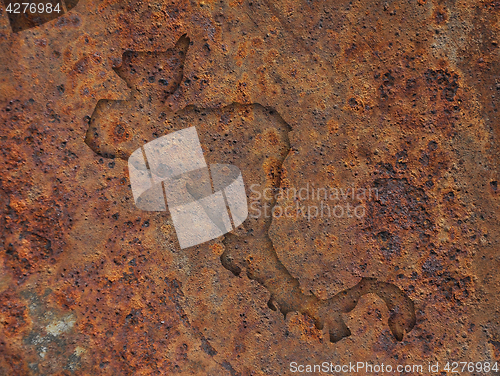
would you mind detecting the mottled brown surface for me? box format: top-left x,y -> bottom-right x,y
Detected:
1,0 -> 499,375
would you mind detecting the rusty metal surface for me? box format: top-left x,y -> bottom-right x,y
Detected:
0,0 -> 500,375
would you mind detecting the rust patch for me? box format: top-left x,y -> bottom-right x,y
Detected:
86,35 -> 416,344
1,0 -> 499,373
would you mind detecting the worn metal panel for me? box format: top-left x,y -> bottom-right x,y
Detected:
1,0 -> 499,374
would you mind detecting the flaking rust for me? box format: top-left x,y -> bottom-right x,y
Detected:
0,0 -> 499,374
86,35 -> 416,344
